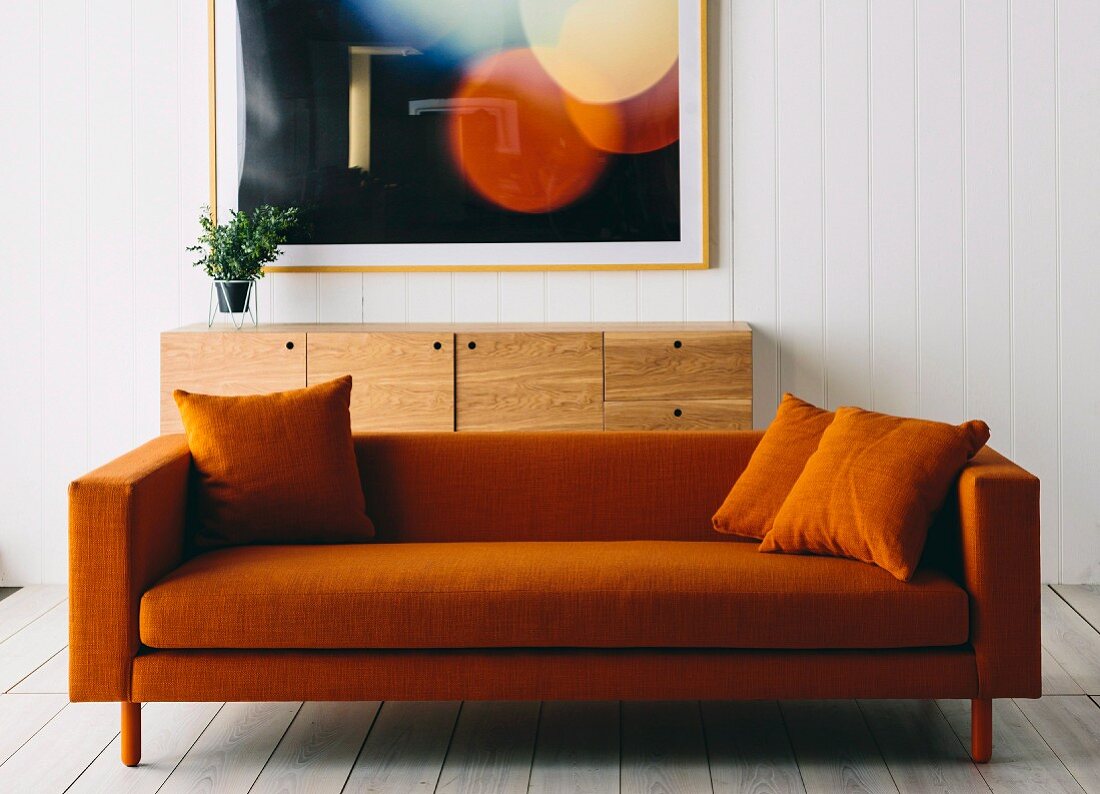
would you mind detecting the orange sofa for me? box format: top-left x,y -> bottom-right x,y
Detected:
69,431 -> 1040,766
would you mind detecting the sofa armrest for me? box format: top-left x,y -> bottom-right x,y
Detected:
68,435 -> 191,701
956,447 -> 1041,698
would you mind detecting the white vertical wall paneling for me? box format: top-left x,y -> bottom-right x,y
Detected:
962,0 -> 1012,448
545,273 -> 593,322
869,0 -> 919,417
318,273 -> 364,322
592,273 -> 639,322
270,274 -> 319,323
732,0 -> 779,428
915,0 -> 966,425
178,0 -> 214,327
1010,0 -> 1060,583
686,0 -> 734,323
87,0 -> 137,465
133,0 -> 181,442
40,3 -> 90,584
1057,0 -> 1100,583
776,0 -> 825,405
498,273 -> 545,322
452,273 -> 500,322
2,0 -> 1099,583
822,0 -> 871,410
0,2 -> 43,584
362,273 -> 408,322
638,271 -> 687,321
406,273 -> 454,322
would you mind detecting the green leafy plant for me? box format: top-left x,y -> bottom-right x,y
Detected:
188,204 -> 301,281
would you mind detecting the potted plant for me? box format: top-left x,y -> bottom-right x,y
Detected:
189,204 -> 301,315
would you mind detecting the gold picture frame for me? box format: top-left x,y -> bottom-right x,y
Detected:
207,0 -> 710,272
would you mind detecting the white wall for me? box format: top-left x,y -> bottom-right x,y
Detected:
0,0 -> 1096,584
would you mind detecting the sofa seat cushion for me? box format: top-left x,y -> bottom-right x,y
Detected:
139,541 -> 968,650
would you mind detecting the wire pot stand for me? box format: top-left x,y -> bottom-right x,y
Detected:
208,280 -> 258,329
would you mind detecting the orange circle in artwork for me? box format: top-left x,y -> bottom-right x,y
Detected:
564,61 -> 680,155
449,48 -> 607,214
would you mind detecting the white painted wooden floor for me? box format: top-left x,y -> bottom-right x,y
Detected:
0,585 -> 1098,793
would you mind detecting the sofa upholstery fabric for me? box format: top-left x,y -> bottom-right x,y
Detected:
140,540 -> 968,650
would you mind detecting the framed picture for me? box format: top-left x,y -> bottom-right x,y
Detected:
209,0 -> 708,271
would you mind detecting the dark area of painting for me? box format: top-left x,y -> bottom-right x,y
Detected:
235,0 -> 680,245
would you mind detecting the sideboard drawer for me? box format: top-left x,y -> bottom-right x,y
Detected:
604,399 -> 752,431
604,331 -> 752,401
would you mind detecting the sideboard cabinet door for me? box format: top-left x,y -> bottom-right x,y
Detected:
160,332 -> 306,433
308,333 -> 455,431
455,333 -> 603,431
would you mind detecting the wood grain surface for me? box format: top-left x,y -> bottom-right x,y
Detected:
528,701 -> 619,794
344,701 -> 460,794
620,701 -> 712,794
160,332 -> 306,433
308,332 -> 454,431
604,330 -> 752,401
604,399 -> 752,430
455,333 -> 603,431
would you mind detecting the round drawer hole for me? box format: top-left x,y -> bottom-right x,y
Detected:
285,341 -> 295,350
468,341 -> 477,350
673,408 -> 683,417
673,340 -> 683,349
433,341 -> 442,350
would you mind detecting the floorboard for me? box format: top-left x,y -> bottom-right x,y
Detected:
249,701 -> 380,794
158,701 -> 302,794
701,700 -> 805,794
1054,585 -> 1100,633
858,699 -> 988,793
435,701 -> 541,794
68,701 -> 222,794
0,586 -> 66,644
10,646 -> 67,694
0,601 -> 68,692
1041,587 -> 1100,694
0,701 -> 119,792
938,698 -> 1084,793
1043,648 -> 1086,695
780,701 -> 899,794
1015,695 -> 1100,793
528,701 -> 619,794
620,701 -> 713,794
0,693 -> 68,766
343,700 -> 460,794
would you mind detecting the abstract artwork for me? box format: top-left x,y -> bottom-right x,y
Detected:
210,0 -> 707,270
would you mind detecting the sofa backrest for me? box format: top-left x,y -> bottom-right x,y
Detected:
355,431 -> 762,543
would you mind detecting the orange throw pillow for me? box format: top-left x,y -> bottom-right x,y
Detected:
761,406 -> 990,581
174,375 -> 374,549
712,394 -> 835,539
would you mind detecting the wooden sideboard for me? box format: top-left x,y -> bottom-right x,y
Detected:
161,322 -> 752,434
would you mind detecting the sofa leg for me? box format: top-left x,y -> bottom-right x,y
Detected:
971,698 -> 992,763
121,702 -> 141,767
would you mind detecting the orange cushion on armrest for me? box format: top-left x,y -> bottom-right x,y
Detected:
712,394 -> 834,539
761,406 -> 990,581
173,375 -> 374,549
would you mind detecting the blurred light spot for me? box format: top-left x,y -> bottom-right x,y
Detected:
520,0 -> 678,104
564,61 -> 679,154
449,48 -> 607,214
